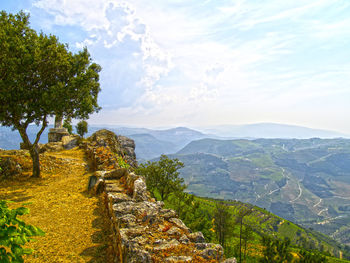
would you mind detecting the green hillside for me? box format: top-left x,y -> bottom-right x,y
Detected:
164,193 -> 350,262
170,138 -> 350,246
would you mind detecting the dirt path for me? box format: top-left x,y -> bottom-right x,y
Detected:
0,148 -> 112,263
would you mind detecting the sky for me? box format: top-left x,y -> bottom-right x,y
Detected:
2,0 -> 350,133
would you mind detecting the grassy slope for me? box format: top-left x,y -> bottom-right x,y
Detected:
193,196 -> 350,262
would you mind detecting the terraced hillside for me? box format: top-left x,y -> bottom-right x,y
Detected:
171,138 -> 350,246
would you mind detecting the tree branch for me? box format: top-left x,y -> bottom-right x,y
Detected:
34,114 -> 47,145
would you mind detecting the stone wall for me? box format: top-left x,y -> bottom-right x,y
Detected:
83,130 -> 233,263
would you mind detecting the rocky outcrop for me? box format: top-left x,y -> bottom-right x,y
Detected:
84,130 -> 227,263
87,129 -> 137,168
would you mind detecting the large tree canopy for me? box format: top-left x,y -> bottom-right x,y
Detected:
0,11 -> 101,177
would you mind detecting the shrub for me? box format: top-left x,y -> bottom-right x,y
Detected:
0,200 -> 45,262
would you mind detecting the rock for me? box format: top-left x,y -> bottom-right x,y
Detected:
94,170 -> 106,178
133,177 -> 151,201
165,256 -> 193,262
108,193 -> 132,204
0,157 -> 22,177
179,234 -> 190,244
113,201 -> 161,218
160,209 -> 177,220
48,128 -> 69,142
119,226 -> 148,239
157,201 -> 165,208
41,142 -> 64,152
117,135 -> 136,163
195,243 -> 210,250
62,135 -> 79,149
126,172 -> 139,191
119,214 -> 137,227
222,258 -> 237,263
188,232 -> 205,243
123,246 -> 152,263
105,184 -> 124,193
89,129 -> 137,168
153,239 -> 180,251
166,226 -> 182,236
103,168 -> 127,180
169,218 -> 191,233
131,235 -> 148,246
199,244 -> 224,261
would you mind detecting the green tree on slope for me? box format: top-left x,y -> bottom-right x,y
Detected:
0,11 -> 101,177
76,120 -> 88,137
136,155 -> 185,201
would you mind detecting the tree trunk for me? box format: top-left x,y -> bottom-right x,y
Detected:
17,119 -> 47,178
239,219 -> 242,263
29,144 -> 40,178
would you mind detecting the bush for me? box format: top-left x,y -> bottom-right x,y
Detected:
76,120 -> 88,137
0,200 -> 45,262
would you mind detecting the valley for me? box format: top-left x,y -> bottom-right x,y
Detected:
169,138 -> 350,246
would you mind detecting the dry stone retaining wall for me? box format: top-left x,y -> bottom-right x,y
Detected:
83,130 -> 231,263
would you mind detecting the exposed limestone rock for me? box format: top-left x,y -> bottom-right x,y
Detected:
61,135 -> 79,149
88,129 -> 137,168
117,135 -> 136,161
166,226 -> 182,237
108,192 -> 132,203
179,234 -> 190,244
153,239 -> 180,251
222,258 -> 237,263
40,142 -> 64,152
0,156 -> 22,177
165,256 -> 193,262
133,177 -> 151,201
169,218 -> 191,234
103,168 -> 127,180
160,209 -> 177,220
188,232 -> 206,243
199,244 -> 224,261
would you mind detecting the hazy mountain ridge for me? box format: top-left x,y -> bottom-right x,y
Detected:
202,123 -> 350,139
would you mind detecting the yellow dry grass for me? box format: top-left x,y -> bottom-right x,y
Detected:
0,148 -> 113,263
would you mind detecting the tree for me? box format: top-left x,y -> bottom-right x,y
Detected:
0,11 -> 101,177
76,120 -> 88,137
298,249 -> 327,263
242,225 -> 254,261
214,202 -> 234,249
136,155 -> 185,201
260,236 -> 292,263
235,207 -> 253,263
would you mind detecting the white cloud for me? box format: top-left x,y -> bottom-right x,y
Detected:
31,0 -> 350,133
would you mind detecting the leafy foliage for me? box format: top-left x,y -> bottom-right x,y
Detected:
0,11 -> 101,177
0,200 -> 45,262
136,155 -> 185,201
116,155 -> 130,170
259,236 -> 293,263
63,118 -> 73,134
298,249 -> 328,263
213,202 -> 234,248
76,120 -> 88,138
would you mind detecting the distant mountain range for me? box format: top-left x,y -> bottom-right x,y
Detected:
1,123 -> 349,160
201,123 -> 349,139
